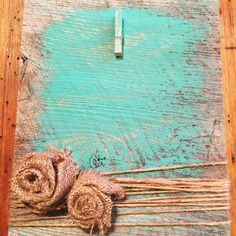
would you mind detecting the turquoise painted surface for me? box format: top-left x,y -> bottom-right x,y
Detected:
11,4 -> 228,236
34,8 -> 223,175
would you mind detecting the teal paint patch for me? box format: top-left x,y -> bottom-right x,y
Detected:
34,8 -> 223,176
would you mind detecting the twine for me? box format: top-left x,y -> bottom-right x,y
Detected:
11,149 -> 77,213
10,152 -> 229,235
67,169 -> 125,236
9,221 -> 230,227
10,206 -> 229,221
103,161 -> 226,175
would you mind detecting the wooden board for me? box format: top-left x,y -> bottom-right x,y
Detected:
0,1 -> 24,235
10,0 -> 230,235
16,1 -> 225,175
219,0 -> 236,235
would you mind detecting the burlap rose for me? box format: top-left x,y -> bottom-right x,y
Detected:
11,149 -> 77,212
67,169 -> 125,235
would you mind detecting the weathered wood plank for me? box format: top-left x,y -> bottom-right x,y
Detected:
9,225 -> 231,236
15,0 -> 225,166
0,0 -> 24,235
10,0 -> 229,235
219,0 -> 236,235
33,7 -> 225,175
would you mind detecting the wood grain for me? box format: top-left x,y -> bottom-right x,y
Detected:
219,0 -> 236,235
10,0 -> 229,235
15,0 -> 226,174
31,5 -> 225,176
0,0 -> 24,235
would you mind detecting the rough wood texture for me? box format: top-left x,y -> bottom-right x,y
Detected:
26,4 -> 225,175
10,0 -> 229,235
219,0 -> 236,235
0,0 -> 24,235
14,0 -> 226,172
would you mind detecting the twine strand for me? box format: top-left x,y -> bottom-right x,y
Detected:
10,152 -> 230,235
9,221 -> 230,227
103,161 -> 227,175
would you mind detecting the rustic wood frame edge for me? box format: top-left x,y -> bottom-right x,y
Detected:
219,0 -> 236,235
0,0 -> 24,235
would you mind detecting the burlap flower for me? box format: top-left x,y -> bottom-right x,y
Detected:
67,169 -> 125,235
11,149 -> 77,212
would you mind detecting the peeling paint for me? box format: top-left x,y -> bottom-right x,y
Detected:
33,8 -> 224,176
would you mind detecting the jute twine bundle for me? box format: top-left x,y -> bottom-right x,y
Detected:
67,169 -> 125,236
11,149 -> 77,213
10,152 -> 229,236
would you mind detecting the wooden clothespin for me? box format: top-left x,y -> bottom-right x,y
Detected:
115,9 -> 123,57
